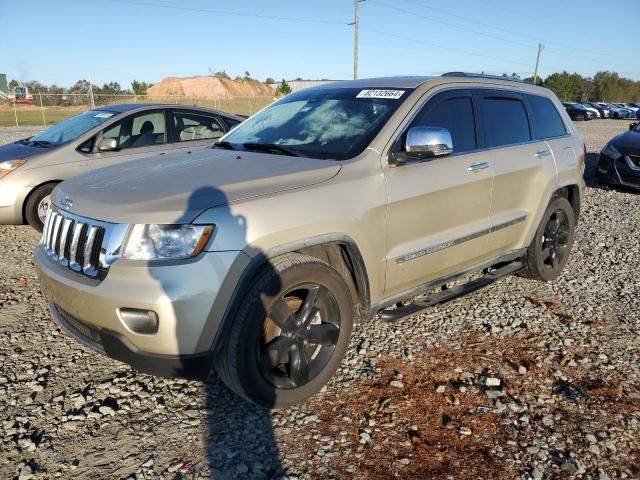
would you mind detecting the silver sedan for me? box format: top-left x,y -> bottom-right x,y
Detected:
0,104 -> 243,230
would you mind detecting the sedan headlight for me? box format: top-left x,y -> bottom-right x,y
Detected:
601,143 -> 622,160
122,224 -> 214,261
0,160 -> 26,179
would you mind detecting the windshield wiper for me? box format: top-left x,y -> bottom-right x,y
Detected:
212,141 -> 237,150
242,142 -> 306,158
30,140 -> 51,147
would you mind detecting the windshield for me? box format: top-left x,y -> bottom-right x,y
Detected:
221,87 -> 412,160
30,110 -> 118,145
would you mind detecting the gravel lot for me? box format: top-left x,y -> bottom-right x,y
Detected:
1,120 -> 638,480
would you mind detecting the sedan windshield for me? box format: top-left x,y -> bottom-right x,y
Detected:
29,110 -> 118,145
220,87 -> 412,160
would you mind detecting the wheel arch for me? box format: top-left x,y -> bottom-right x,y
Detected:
553,183 -> 581,220
210,234 -> 371,352
22,180 -> 62,223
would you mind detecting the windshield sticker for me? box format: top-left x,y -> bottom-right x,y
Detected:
356,89 -> 405,100
94,113 -> 114,118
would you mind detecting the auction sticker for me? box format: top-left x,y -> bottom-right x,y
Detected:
356,89 -> 405,100
94,113 -> 114,118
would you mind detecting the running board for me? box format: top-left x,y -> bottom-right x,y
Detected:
378,259 -> 526,322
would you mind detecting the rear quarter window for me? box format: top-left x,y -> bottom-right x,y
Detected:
526,94 -> 567,139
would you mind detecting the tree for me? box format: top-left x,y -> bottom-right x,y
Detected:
275,79 -> 292,96
244,71 -> 251,79
265,77 -> 275,85
131,80 -> 148,95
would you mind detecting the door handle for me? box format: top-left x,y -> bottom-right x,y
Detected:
534,149 -> 551,158
467,162 -> 489,172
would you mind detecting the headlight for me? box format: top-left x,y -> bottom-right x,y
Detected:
0,160 -> 26,179
122,224 -> 214,260
601,143 -> 622,160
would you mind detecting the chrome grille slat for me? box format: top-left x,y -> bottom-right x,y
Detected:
58,218 -> 73,267
68,222 -> 86,272
83,226 -> 99,276
38,206 -> 122,280
50,214 -> 63,260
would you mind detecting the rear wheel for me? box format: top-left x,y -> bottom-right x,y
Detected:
215,253 -> 354,408
519,196 -> 575,282
24,183 -> 56,232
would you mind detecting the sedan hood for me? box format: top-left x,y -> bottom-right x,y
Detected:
53,148 -> 341,224
611,130 -> 640,155
0,141 -> 55,162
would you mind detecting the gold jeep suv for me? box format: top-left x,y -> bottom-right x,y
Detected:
35,73 -> 585,407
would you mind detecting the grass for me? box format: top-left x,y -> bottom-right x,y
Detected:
0,97 -> 275,127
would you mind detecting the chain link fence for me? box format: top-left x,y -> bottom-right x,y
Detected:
0,93 -> 276,127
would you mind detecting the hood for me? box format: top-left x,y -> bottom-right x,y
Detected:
0,141 -> 55,162
610,130 -> 640,155
52,148 -> 341,224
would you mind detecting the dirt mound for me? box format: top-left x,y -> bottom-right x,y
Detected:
147,76 -> 274,99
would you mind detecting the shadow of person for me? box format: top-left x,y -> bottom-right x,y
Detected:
149,185 -> 285,479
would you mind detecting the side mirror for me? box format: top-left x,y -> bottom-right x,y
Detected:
97,137 -> 118,152
629,122 -> 638,131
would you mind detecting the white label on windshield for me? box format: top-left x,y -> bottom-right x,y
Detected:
356,89 -> 405,100
94,113 -> 114,118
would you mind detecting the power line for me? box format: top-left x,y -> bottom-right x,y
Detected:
106,0 -> 349,25
398,0 -> 633,63
361,26 -> 533,68
369,0 -> 537,50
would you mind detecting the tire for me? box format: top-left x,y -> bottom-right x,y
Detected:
519,196 -> 576,282
215,252 -> 354,408
24,183 -> 56,232
578,113 -> 585,121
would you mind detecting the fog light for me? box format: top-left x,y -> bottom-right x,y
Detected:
119,308 -> 159,334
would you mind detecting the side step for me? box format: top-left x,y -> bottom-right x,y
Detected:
378,259 -> 526,322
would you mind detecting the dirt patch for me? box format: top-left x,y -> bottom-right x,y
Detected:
147,76 -> 274,99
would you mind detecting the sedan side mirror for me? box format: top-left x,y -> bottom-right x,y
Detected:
630,122 -> 638,131
97,137 -> 118,152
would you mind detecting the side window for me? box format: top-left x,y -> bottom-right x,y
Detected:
223,117 -> 241,130
411,96 -> 477,153
172,112 -> 225,142
482,96 -> 531,147
101,111 -> 166,150
526,94 -> 567,139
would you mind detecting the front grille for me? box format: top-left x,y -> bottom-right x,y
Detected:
41,207 -> 126,279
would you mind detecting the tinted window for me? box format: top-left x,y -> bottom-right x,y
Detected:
482,96 -> 531,147
411,96 -> 476,153
526,94 -> 566,139
172,111 -> 225,142
102,110 -> 166,149
223,117 -> 241,130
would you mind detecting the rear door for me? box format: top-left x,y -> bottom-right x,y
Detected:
383,89 -> 494,296
169,110 -> 228,151
479,89 -> 557,257
88,109 -> 171,170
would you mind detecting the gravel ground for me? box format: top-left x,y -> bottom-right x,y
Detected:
1,120 -> 638,480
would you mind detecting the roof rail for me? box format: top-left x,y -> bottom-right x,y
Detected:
441,72 -> 532,84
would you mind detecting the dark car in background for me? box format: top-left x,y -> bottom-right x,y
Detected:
585,102 -> 612,118
597,121 -> 640,189
563,103 -> 596,121
0,104 -> 243,230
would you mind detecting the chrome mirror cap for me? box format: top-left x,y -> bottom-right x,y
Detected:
406,127 -> 454,158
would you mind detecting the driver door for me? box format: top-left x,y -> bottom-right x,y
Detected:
383,89 -> 494,296
88,109 -> 172,170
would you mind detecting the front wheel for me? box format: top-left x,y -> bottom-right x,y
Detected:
24,183 -> 56,232
519,196 -> 576,282
215,253 -> 354,408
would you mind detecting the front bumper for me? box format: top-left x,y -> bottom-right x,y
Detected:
597,153 -> 640,189
0,179 -> 30,224
35,245 -> 251,378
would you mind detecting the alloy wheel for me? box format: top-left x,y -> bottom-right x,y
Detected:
258,283 -> 341,389
541,209 -> 570,270
37,195 -> 51,223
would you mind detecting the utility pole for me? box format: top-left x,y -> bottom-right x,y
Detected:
533,43 -> 544,85
351,0 -> 362,80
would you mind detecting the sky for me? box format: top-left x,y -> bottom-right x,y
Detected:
1,0 -> 639,89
